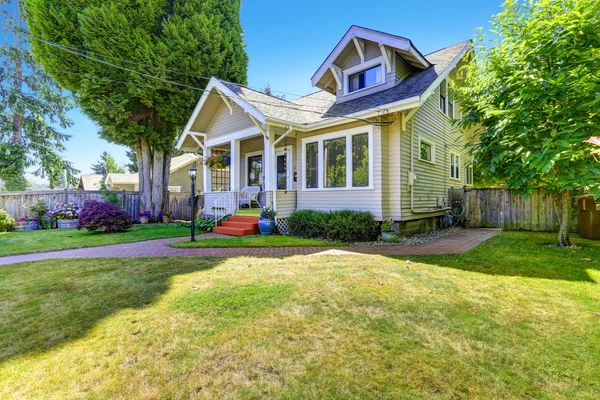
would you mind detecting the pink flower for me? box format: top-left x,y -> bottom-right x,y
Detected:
585,136 -> 600,147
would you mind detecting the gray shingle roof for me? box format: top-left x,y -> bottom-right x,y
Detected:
219,39 -> 470,126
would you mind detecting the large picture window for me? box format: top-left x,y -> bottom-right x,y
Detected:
302,128 -> 372,190
305,142 -> 318,189
324,137 -> 346,187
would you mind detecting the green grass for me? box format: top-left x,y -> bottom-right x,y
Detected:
0,224 -> 191,257
1,232 -> 599,399
171,234 -> 342,248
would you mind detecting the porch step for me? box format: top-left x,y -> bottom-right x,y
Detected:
213,216 -> 259,236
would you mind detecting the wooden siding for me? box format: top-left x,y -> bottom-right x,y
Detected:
449,188 -> 579,232
382,116 -> 402,220
295,121 -> 384,221
275,190 -> 296,218
205,101 -> 254,140
395,53 -> 413,82
399,83 -> 472,222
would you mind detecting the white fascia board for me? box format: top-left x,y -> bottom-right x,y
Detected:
408,45 -> 431,69
418,43 -> 471,106
311,26 -> 411,87
204,126 -> 263,147
211,80 -> 266,124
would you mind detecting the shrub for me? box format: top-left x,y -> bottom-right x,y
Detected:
48,202 -> 82,220
287,209 -> 377,242
0,209 -> 15,232
100,184 -> 120,206
77,200 -> 133,233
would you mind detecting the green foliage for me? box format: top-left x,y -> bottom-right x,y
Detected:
181,217 -> 215,233
0,0 -> 77,188
91,152 -> 125,175
125,148 -> 138,173
456,0 -> 600,199
0,208 -> 15,232
25,0 -> 248,152
100,184 -> 120,206
287,209 -> 377,242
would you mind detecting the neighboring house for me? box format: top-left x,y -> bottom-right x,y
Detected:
105,154 -> 203,193
77,175 -> 104,191
177,25 -> 474,233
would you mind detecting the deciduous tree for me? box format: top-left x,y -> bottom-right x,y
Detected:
456,0 -> 600,246
25,0 -> 248,218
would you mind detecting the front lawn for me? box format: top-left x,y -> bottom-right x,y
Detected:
0,224 -> 190,257
1,232 -> 599,398
171,234 -> 343,248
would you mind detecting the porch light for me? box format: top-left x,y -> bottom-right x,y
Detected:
189,163 -> 197,242
188,163 -> 198,181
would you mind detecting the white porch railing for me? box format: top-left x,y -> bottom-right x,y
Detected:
209,191 -> 237,224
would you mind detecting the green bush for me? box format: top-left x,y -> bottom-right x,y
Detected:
0,209 -> 15,232
287,209 -> 377,242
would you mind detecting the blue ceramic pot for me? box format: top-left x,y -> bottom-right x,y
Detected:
258,218 -> 276,235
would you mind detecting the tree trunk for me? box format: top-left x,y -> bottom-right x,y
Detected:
139,139 -> 152,213
151,149 -> 166,218
557,190 -> 572,247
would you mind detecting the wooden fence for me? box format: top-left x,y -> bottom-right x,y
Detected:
0,190 -> 195,221
448,188 -> 579,232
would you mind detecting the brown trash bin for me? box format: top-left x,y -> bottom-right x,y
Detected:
579,198 -> 600,240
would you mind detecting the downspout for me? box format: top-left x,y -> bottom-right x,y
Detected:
271,125 -> 294,214
409,118 -> 450,214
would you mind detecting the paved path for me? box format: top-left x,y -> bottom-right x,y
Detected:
0,229 -> 501,266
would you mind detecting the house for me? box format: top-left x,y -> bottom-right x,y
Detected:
77,175 -> 104,191
177,25 -> 474,234
104,154 -> 203,193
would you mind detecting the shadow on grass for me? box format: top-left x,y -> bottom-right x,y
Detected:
0,257 -> 221,364
398,231 -> 600,283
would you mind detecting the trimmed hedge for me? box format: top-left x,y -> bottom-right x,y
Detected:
287,209 -> 377,242
77,200 -> 133,233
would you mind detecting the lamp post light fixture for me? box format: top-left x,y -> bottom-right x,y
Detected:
189,163 -> 198,242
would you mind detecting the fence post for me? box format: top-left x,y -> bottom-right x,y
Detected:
64,188 -> 68,203
121,190 -> 126,210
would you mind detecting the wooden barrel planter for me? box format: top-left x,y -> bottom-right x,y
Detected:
57,219 -> 78,229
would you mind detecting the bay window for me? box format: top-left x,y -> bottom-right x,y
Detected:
302,127 -> 372,190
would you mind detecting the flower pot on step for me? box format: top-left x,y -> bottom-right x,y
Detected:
382,232 -> 397,243
57,219 -> 78,229
258,218 -> 276,235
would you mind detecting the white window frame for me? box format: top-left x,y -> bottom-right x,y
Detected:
466,164 -> 474,186
343,56 -> 386,96
244,150 -> 264,188
418,135 -> 436,164
439,79 -> 455,119
275,146 -> 293,191
449,151 -> 461,181
301,126 -> 374,191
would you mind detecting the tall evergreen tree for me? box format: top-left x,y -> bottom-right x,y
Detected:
25,0 -> 248,217
125,148 -> 138,174
90,151 -> 124,175
0,0 -> 77,189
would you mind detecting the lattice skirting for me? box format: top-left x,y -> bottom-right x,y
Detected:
276,218 -> 290,235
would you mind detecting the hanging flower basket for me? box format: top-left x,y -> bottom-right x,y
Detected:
204,152 -> 230,169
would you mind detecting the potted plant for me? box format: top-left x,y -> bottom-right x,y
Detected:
48,202 -> 82,229
27,200 -> 50,229
258,206 -> 277,235
17,216 -> 40,231
138,210 -> 152,224
381,218 -> 397,243
160,211 -> 173,223
204,152 -> 230,169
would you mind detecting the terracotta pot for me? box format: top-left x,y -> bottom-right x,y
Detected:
162,216 -> 171,224
57,219 -> 78,229
140,216 -> 150,224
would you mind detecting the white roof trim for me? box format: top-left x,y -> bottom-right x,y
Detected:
311,26 -> 428,87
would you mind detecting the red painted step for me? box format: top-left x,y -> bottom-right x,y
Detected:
213,216 -> 259,236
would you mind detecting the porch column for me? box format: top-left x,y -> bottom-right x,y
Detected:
203,147 -> 211,193
230,139 -> 240,191
263,127 -> 275,193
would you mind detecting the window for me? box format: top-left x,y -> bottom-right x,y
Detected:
466,165 -> 473,185
419,137 -> 435,163
450,152 -> 460,180
247,154 -> 263,189
302,128 -> 372,190
324,137 -> 346,187
348,64 -> 382,93
352,133 -> 369,187
439,80 -> 455,118
211,167 -> 230,192
305,142 -> 318,189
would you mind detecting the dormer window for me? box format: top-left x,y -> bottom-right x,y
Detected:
348,64 -> 382,93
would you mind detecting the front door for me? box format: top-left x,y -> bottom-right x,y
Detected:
247,154 -> 263,190
275,150 -> 292,190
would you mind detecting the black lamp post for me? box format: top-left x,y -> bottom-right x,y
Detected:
189,163 -> 198,242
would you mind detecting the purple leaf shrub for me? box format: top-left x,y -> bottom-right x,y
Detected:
77,201 -> 133,233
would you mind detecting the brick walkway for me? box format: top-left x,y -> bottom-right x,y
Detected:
0,229 -> 500,266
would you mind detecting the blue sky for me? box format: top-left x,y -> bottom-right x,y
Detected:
30,0 -> 501,183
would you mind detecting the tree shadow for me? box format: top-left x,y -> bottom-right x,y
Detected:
389,232 -> 599,283
0,257 -> 222,364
